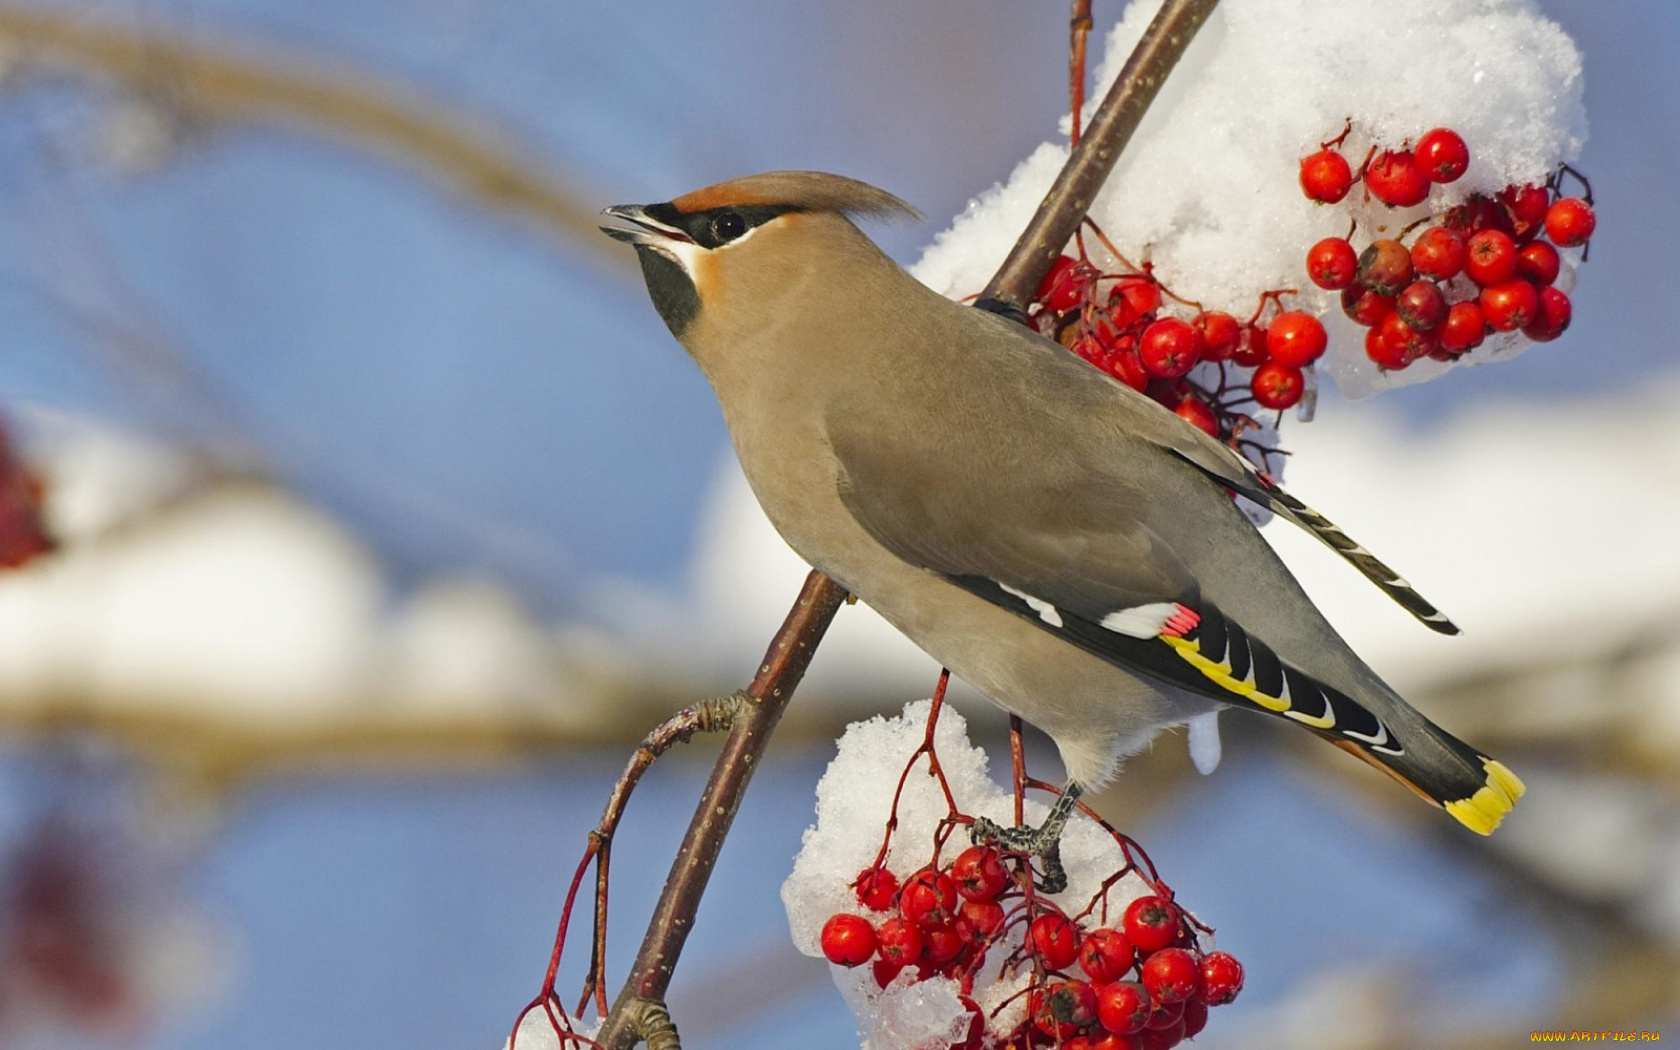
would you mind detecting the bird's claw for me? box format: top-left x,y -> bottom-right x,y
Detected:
972,817 -> 1069,893
969,786 -> 1082,894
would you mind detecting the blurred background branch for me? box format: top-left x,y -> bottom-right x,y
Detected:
0,3 -> 623,272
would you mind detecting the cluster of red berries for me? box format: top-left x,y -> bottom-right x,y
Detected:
1299,126 -> 1474,208
1026,126 -> 1592,467
819,846 -> 1242,1049
1031,253 -> 1318,475
1300,125 -> 1594,370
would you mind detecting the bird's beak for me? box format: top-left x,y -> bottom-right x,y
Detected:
599,205 -> 692,247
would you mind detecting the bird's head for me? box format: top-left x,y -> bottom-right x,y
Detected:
601,171 -> 921,348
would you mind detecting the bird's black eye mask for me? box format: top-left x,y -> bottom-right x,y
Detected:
641,202 -> 801,249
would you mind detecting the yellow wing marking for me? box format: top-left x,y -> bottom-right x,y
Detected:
1160,635 -> 1291,714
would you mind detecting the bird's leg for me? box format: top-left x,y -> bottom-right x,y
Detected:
970,782 -> 1084,893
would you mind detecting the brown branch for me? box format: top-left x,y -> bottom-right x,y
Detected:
588,4 -> 1223,1043
981,0 -> 1222,313
0,4 -> 625,275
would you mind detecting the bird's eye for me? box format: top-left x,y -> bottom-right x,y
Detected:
710,211 -> 747,242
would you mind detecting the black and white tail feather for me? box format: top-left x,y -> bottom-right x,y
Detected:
1169,451 -> 1460,636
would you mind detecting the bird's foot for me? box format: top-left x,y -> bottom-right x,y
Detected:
970,785 -> 1083,894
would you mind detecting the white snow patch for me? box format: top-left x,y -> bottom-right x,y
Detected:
23,409 -> 201,543
0,484 -> 381,717
835,970 -> 977,1050
375,576 -> 568,718
502,1007 -> 599,1050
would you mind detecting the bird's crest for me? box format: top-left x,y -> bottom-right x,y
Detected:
670,171 -> 922,224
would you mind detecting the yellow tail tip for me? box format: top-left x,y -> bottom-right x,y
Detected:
1486,758 -> 1526,800
1444,758 -> 1524,835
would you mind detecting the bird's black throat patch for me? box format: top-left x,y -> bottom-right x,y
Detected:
634,245 -> 700,339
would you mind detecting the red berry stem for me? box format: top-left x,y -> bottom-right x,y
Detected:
1235,434 -> 1287,479
1010,715 -> 1028,828
1351,143 -> 1378,182
1552,161 -> 1594,206
512,838 -> 605,1048
1322,117 -> 1354,151
867,669 -> 966,875
1080,218 -> 1147,282
1084,217 -> 1206,312
1073,865 -> 1148,929
1396,213 -> 1436,242
1069,0 -> 1094,148
1245,290 -> 1291,326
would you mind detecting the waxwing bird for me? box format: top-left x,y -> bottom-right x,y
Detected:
602,170 -> 1523,848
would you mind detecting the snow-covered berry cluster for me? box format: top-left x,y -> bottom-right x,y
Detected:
1299,124 -> 1594,371
787,698 -> 1240,1050
822,870 -> 1243,1050
1022,119 -> 1594,476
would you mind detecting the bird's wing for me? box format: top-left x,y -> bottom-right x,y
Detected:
830,426 -> 1196,615
830,422 -> 1353,723
829,418 -> 1518,833
1120,403 -> 1460,635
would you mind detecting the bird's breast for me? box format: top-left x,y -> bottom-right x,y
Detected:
722,405 -> 862,573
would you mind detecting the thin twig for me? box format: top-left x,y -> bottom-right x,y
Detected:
981,0 -> 1222,314
512,692 -> 748,1047
585,837 -> 611,1017
1010,716 -> 1028,828
512,839 -> 600,1050
594,572 -> 847,1050
561,693 -> 746,1021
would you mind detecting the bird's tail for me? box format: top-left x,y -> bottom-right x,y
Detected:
1147,605 -> 1523,834
1320,701 -> 1525,836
